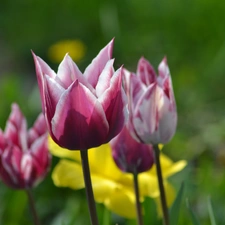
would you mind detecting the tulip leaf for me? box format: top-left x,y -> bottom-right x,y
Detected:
169,182 -> 184,225
143,197 -> 159,225
207,197 -> 217,225
186,199 -> 201,225
102,205 -> 111,225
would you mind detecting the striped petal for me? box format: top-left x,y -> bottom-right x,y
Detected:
84,39 -> 114,88
51,80 -> 109,150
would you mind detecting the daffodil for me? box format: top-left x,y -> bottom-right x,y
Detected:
47,39 -> 86,63
49,138 -> 186,219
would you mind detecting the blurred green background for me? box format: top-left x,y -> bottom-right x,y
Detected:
1,0 -> 225,224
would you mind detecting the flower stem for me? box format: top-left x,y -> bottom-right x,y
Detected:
153,145 -> 170,225
80,150 -> 99,225
25,189 -> 40,225
133,171 -> 144,225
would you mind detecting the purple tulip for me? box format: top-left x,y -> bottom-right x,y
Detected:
33,39 -> 126,150
124,57 -> 177,145
111,125 -> 154,173
0,104 -> 51,189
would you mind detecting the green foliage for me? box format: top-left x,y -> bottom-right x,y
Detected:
169,182 -> 184,225
186,199 -> 201,225
207,197 -> 217,225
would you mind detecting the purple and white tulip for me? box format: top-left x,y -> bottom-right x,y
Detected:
0,104 -> 50,189
124,57 -> 177,145
33,39 -> 127,150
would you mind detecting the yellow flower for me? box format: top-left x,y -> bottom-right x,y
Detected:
49,137 -> 187,219
48,39 -> 86,63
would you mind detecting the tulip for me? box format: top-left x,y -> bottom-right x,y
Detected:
111,125 -> 154,173
0,103 -> 51,189
33,39 -> 126,150
124,57 -> 177,145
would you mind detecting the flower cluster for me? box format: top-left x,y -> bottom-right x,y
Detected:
0,39 -> 185,225
0,104 -> 51,189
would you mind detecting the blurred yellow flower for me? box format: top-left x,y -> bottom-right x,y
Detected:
48,39 -> 86,63
49,137 -> 187,219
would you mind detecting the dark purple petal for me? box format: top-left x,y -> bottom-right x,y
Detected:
111,126 -> 154,173
51,80 -> 109,150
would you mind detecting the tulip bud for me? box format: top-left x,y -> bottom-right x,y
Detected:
33,39 -> 127,150
111,126 -> 154,173
124,57 -> 177,145
0,104 -> 51,189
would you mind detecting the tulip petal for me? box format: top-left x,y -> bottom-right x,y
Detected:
1,145 -> 22,187
84,39 -> 114,88
30,134 -> 49,167
21,153 -> 33,185
132,84 -> 158,143
52,159 -> 84,189
124,71 -> 145,111
156,93 -> 177,143
137,57 -> 157,86
4,104 -> 28,151
98,67 -> 126,140
32,52 -> 56,111
28,113 -> 47,146
52,80 -> 109,150
57,54 -> 83,88
158,57 -> 169,80
57,54 -> 95,94
43,75 -> 65,132
95,59 -> 115,97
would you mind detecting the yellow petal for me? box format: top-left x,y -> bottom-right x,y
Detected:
48,136 -> 80,161
52,159 -> 84,189
138,173 -> 160,198
162,160 -> 187,178
148,153 -> 187,178
104,187 -> 137,219
92,176 -> 121,203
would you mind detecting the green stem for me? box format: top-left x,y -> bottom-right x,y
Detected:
153,145 -> 170,225
133,171 -> 144,225
80,150 -> 99,225
25,189 -> 40,225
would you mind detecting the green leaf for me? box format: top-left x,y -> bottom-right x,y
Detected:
186,199 -> 201,225
207,197 -> 217,225
102,205 -> 111,225
143,197 -> 160,225
169,182 -> 184,225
